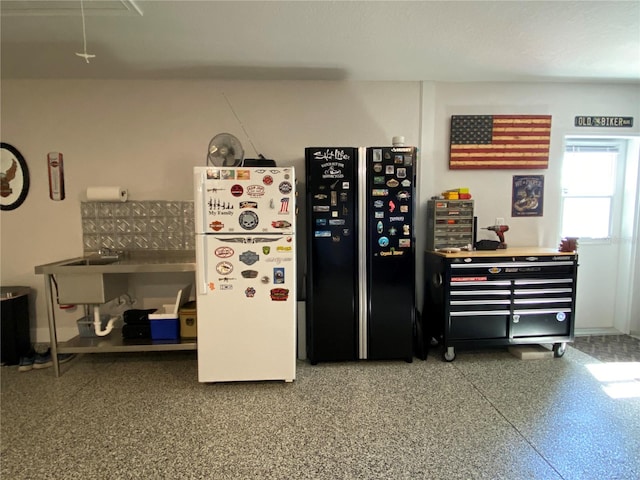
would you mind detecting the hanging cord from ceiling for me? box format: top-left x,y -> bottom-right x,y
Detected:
75,0 -> 96,63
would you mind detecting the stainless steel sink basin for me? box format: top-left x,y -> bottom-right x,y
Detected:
62,257 -> 120,266
55,256 -> 127,304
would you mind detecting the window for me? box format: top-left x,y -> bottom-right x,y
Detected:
560,139 -> 623,239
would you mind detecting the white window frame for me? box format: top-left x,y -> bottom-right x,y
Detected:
560,138 -> 627,244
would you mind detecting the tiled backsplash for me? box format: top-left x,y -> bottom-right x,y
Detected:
81,201 -> 195,252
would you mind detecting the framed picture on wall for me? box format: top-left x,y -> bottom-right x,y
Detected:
1,143 -> 30,211
512,175 -> 544,217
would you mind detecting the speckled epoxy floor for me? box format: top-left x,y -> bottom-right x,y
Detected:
2,347 -> 640,480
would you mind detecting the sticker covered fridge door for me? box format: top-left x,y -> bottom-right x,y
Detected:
196,234 -> 297,382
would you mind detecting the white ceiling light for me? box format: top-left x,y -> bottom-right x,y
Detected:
0,0 -> 143,16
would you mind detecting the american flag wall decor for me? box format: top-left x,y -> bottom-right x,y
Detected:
449,115 -> 552,169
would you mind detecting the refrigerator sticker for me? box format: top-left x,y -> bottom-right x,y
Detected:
237,170 -> 250,180
239,250 -> 259,265
372,149 -> 382,162
386,165 -> 395,174
315,230 -> 331,237
221,170 -> 235,180
219,284 -> 233,291
373,176 -> 385,185
279,181 -> 293,194
208,282 -> 215,291
241,270 -> 258,278
313,205 -> 330,213
216,261 -> 233,275
329,219 -> 345,225
386,178 -> 399,188
389,200 -> 396,212
322,164 -> 344,179
271,220 -> 291,229
380,248 -> 405,257
312,148 -> 351,162
374,200 -> 384,208
245,287 -> 256,298
372,189 -> 389,196
209,199 -> 233,212
263,175 -> 273,185
239,211 -> 259,230
214,246 -> 234,258
343,228 -> 351,236
340,192 -> 348,202
274,268 -> 285,284
389,226 -> 397,236
404,155 -> 413,166
209,221 -> 224,231
394,155 -> 404,164
279,197 -> 290,213
239,201 -> 258,209
399,239 -> 411,248
276,245 -> 292,252
314,193 -> 328,200
332,211 -> 338,218
389,216 -> 405,222
378,237 -> 390,247
373,164 -> 383,173
377,221 -> 384,234
247,185 -> 265,197
374,212 -> 384,219
403,225 -> 411,235
342,182 -> 350,190
401,179 -> 411,187
261,276 -> 270,284
262,246 -> 270,255
396,168 -> 407,179
206,169 -> 220,179
330,191 -> 337,206
316,218 -> 327,226
270,288 -> 289,301
400,205 -> 409,213
397,191 -> 411,200
332,234 -> 341,242
230,185 -> 244,197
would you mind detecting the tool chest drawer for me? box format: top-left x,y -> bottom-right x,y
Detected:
423,249 -> 578,361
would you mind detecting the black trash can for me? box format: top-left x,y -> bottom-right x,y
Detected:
1,286 -> 32,365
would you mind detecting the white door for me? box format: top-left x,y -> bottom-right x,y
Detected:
196,234 -> 297,382
561,137 -> 639,333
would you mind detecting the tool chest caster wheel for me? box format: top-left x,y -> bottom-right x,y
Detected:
443,347 -> 456,362
553,342 -> 567,358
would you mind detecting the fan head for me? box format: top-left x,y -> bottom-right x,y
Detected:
207,133 -> 244,167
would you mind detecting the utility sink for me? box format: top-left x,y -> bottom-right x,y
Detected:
61,256 -> 120,266
55,256 -> 127,304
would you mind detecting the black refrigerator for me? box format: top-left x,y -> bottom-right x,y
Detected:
305,145 -> 417,363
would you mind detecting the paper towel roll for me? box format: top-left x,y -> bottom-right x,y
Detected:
86,187 -> 128,202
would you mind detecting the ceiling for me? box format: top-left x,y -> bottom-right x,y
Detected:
1,0 -> 639,83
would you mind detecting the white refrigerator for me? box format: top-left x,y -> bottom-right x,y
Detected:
194,166 -> 296,383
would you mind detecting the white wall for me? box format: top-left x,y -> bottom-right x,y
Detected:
1,79 -> 639,342
0,80 -> 420,341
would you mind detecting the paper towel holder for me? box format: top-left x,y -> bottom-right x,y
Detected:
86,186 -> 129,202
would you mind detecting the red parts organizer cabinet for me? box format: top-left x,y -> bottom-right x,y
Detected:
423,248 -> 578,361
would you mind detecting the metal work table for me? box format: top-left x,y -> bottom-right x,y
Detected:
35,251 -> 196,377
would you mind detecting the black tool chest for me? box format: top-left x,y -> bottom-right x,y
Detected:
423,248 -> 578,361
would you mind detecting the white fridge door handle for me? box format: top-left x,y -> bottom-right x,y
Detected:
194,171 -> 206,234
196,235 -> 208,295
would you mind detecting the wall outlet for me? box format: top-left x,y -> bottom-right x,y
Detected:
495,217 -> 505,225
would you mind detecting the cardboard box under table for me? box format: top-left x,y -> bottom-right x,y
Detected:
179,301 -> 197,339
149,285 -> 192,341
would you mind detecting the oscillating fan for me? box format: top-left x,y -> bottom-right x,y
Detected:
207,133 -> 244,167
